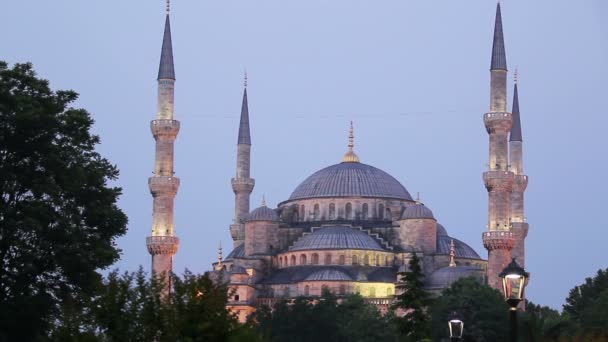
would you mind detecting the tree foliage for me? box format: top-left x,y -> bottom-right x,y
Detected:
51,269 -> 259,342
392,253 -> 432,341
0,61 -> 128,341
429,277 -> 509,342
253,289 -> 394,342
563,267 -> 608,339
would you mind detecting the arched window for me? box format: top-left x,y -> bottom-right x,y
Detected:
293,210 -> 299,222
345,203 -> 352,219
279,258 -> 282,267
386,208 -> 392,220
304,285 -> 310,296
362,203 -> 368,219
352,255 -> 358,265
375,255 -> 380,266
312,253 -> 319,265
300,254 -> 307,265
325,254 -> 332,265
378,204 -> 384,219
313,204 -> 320,220
385,255 -> 390,266
291,255 -> 296,266
329,203 -> 336,219
369,287 -> 376,298
364,254 -> 370,265
284,287 -> 290,297
339,255 -> 345,265
339,285 -> 346,295
234,294 -> 240,302
300,205 -> 305,221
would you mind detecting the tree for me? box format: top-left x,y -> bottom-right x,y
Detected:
563,267 -> 608,339
519,301 -> 570,342
0,61 -> 128,341
392,253 -> 432,341
253,289 -> 393,342
429,277 -> 509,342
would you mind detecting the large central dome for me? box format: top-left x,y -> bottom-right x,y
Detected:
288,162 -> 413,201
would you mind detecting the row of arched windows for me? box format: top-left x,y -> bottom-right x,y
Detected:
277,285 -> 394,298
278,253 -> 392,267
298,203 -> 391,221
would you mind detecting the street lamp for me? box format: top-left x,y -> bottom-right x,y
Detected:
447,311 -> 463,341
499,258 -> 529,342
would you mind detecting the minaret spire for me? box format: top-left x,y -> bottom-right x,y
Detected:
230,74 -> 255,247
449,239 -> 457,267
147,2 -> 180,288
510,70 -> 522,142
491,2 -> 507,71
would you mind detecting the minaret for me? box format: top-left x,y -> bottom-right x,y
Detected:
509,71 -> 529,267
482,2 -> 516,291
230,73 -> 255,248
146,1 -> 180,283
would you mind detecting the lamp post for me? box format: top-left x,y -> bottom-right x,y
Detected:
499,258 -> 529,342
447,311 -> 463,341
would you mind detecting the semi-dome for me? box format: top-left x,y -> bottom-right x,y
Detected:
401,203 -> 435,220
436,223 -> 448,236
305,268 -> 353,281
287,162 -> 413,201
426,266 -> 483,289
289,226 -> 384,251
247,205 -> 279,222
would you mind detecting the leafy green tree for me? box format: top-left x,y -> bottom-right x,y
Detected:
0,61 -> 128,341
392,253 -> 432,341
429,277 -> 509,342
563,267 -> 608,339
253,289 -> 393,342
519,301 -> 570,342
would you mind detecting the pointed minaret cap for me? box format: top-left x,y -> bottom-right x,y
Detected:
218,241 -> 223,264
490,2 -> 508,71
237,72 -> 251,145
261,195 -> 267,207
510,69 -> 522,142
342,121 -> 360,163
157,3 -> 175,80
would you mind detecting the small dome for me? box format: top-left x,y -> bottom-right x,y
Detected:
426,266 -> 482,289
436,223 -> 448,236
401,203 -> 435,220
305,268 -> 352,281
225,244 -> 245,261
289,226 -> 384,251
247,205 -> 279,222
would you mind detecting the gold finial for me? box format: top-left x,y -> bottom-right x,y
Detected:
166,0 -> 170,14
261,195 -> 266,207
244,69 -> 248,88
342,121 -> 360,163
514,67 -> 519,84
218,241 -> 223,265
449,239 -> 456,267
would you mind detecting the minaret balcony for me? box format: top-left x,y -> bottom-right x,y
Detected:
151,119 -> 180,138
483,171 -> 514,191
512,175 -> 528,192
484,112 -> 512,133
149,176 -> 180,196
231,178 -> 255,193
146,235 -> 179,255
482,231 -> 514,251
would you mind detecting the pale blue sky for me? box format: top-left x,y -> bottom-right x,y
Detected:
3,1 -> 607,309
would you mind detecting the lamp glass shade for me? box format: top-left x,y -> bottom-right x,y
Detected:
448,319 -> 463,338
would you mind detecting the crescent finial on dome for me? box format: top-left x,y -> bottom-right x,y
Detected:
342,121 -> 360,163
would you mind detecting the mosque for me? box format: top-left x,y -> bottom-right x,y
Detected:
145,2 -> 528,321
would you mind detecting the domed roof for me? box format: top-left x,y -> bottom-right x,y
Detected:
287,162 -> 413,201
436,223 -> 448,236
426,266 -> 483,289
247,205 -> 279,222
289,226 -> 384,252
436,235 -> 482,259
401,203 -> 435,220
305,268 -> 353,281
